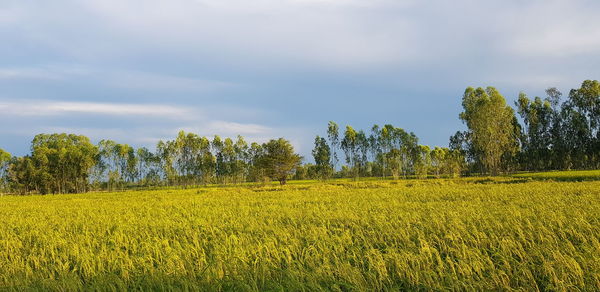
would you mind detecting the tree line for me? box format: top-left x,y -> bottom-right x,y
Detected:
0,133 -> 300,194
304,80 -> 599,178
0,79 -> 598,194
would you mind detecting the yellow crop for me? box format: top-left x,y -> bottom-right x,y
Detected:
0,177 -> 599,290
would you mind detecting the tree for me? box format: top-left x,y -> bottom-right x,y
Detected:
247,142 -> 265,182
256,138 -> 302,185
516,93 -> 554,170
157,140 -> 177,186
356,130 -> 370,176
233,135 -> 249,183
136,147 -> 162,186
312,136 -> 332,179
569,80 -> 600,168
327,121 -> 340,170
459,87 -> 519,175
414,145 -> 431,178
341,126 -> 359,177
27,134 -> 98,194
0,149 -> 11,193
369,125 -> 383,176
7,156 -> 37,194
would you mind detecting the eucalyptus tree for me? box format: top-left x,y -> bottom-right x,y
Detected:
247,142 -> 265,182
233,135 -> 249,183
516,93 -> 554,170
312,136 -> 332,179
173,131 -> 205,186
29,134 -> 98,194
96,142 -> 136,189
156,140 -> 177,185
356,130 -> 370,176
414,145 -> 431,178
429,147 -> 446,178
369,125 -> 383,175
199,136 -> 215,184
396,129 -> 419,178
212,135 -> 226,183
545,88 -> 567,169
136,147 -> 162,186
116,144 -> 137,184
7,156 -> 37,194
327,121 -> 340,170
0,149 -> 11,193
341,126 -> 359,177
568,80 -> 600,167
459,87 -> 519,175
222,138 -> 236,183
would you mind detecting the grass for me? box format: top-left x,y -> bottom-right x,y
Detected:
0,175 -> 599,290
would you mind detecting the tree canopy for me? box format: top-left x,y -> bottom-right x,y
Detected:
256,138 -> 302,185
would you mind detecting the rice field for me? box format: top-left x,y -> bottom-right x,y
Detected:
512,169 -> 600,181
1,177 -> 599,291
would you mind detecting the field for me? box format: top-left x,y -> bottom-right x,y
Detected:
512,169 -> 600,181
1,176 -> 599,291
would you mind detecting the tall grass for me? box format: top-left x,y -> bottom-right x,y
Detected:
0,178 -> 599,290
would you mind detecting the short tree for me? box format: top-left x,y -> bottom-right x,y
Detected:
257,138 -> 302,185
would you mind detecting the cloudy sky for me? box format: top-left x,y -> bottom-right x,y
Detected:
1,0 -> 599,158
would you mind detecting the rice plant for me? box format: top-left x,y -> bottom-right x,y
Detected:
0,178 -> 598,290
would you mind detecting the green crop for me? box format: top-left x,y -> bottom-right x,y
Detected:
0,177 -> 599,291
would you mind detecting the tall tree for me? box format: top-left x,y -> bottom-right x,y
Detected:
327,121 -> 340,170
312,136 -> 332,179
569,80 -> 600,167
459,87 -> 519,175
0,149 -> 11,193
516,93 -> 554,170
341,126 -> 359,177
157,140 -> 177,185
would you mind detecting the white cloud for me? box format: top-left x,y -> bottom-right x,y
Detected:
0,100 -> 191,118
0,68 -> 63,80
206,121 -> 271,135
107,71 -> 234,92
0,65 -> 90,80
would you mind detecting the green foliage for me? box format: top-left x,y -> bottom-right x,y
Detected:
460,87 -> 519,175
255,138 -> 302,185
311,136 -> 333,179
8,134 -> 97,194
327,121 -> 340,169
512,80 -> 600,171
0,148 -> 11,192
0,178 -> 598,290
516,92 -> 554,170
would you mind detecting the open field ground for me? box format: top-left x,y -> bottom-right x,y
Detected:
1,175 -> 599,290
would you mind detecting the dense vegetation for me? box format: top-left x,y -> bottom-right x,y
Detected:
0,79 -> 598,194
0,177 -> 598,290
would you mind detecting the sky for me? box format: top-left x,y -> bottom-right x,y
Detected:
1,0 -> 599,159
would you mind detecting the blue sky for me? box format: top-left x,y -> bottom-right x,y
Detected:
1,0 -> 599,158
